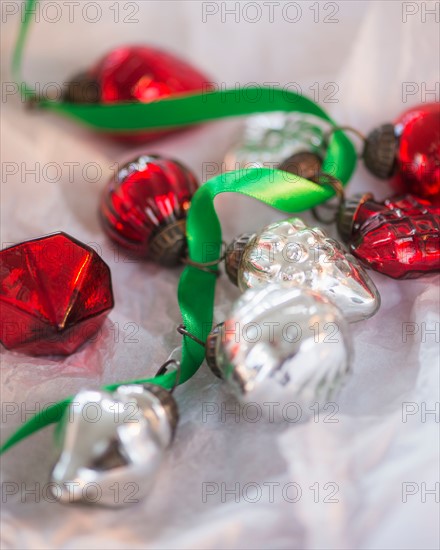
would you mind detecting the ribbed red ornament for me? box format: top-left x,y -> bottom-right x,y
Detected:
339,194 -> 440,279
65,45 -> 212,142
100,155 -> 198,265
0,233 -> 114,355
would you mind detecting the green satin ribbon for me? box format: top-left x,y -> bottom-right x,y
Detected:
1,0 -> 357,454
13,1 -> 341,134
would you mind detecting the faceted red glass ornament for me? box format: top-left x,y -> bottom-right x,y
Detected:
338,194 -> 440,279
64,45 -> 212,143
100,155 -> 198,266
364,103 -> 440,202
0,233 -> 114,356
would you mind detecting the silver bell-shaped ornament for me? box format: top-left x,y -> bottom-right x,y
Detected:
50,383 -> 178,507
224,113 -> 329,171
224,217 -> 380,323
205,284 -> 352,416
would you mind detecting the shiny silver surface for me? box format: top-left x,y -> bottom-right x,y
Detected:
213,285 -> 352,416
50,384 -> 176,507
237,217 -> 380,323
224,113 -> 328,170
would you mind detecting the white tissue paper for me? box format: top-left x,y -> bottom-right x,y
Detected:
1,1 -> 439,549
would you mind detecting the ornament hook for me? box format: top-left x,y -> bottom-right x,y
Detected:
177,324 -> 206,348
324,126 -> 366,159
181,241 -> 228,276
311,173 -> 346,224
155,358 -> 181,392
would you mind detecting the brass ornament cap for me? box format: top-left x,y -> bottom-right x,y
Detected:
363,123 -> 398,179
149,219 -> 187,267
205,323 -> 224,378
278,151 -> 323,181
224,233 -> 255,286
337,193 -> 374,243
64,72 -> 101,103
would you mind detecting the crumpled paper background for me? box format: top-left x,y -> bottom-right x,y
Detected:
1,1 -> 439,549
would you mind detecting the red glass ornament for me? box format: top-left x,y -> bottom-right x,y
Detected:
65,45 -> 212,143
0,233 -> 114,356
338,194 -> 440,279
394,103 -> 440,201
364,103 -> 440,202
100,155 -> 198,265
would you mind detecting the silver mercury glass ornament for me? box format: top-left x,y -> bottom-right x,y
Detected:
224,113 -> 329,171
205,284 -> 352,414
50,381 -> 178,507
224,217 -> 380,323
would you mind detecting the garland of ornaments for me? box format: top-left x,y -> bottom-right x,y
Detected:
2,9 -> 439,505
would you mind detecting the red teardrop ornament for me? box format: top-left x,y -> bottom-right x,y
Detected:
64,45 -> 212,143
0,233 -> 114,355
338,194 -> 440,279
100,155 -> 198,266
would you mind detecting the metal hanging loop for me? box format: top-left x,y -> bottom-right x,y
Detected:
311,173 -> 346,225
181,241 -> 227,277
155,358 -> 181,392
324,126 -> 366,159
176,325 -> 206,348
